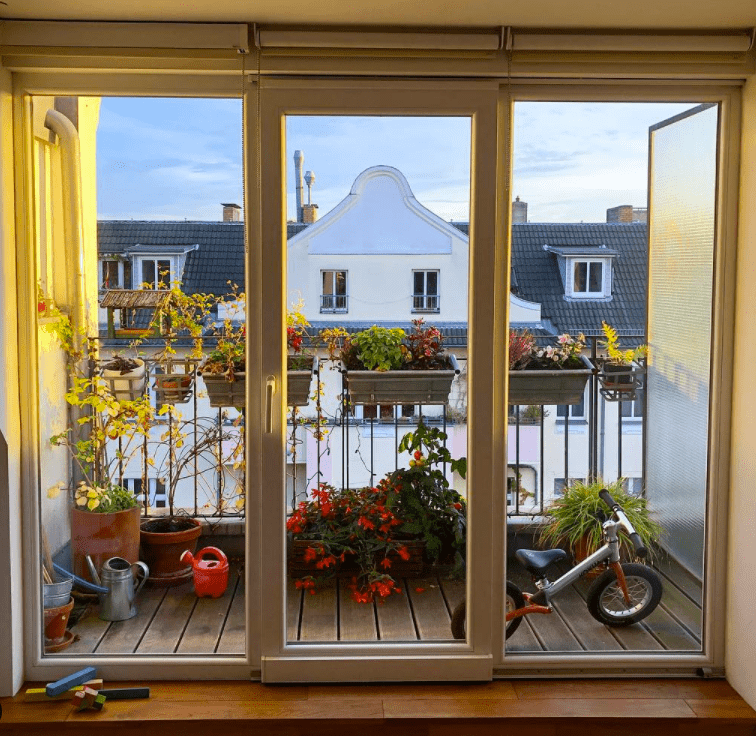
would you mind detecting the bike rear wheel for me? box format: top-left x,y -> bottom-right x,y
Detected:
587,563 -> 663,626
450,581 -> 525,640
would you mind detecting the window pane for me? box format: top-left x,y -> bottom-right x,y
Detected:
142,259 -> 155,288
323,270 -> 333,295
588,262 -> 603,292
427,271 -> 438,295
158,260 -> 171,286
574,261 -> 587,292
335,271 -> 347,295
414,271 -> 424,294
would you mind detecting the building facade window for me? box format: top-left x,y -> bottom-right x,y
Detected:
101,259 -> 121,289
556,391 -> 586,420
620,386 -> 645,420
413,269 -> 440,312
321,270 -> 347,312
572,259 -> 605,296
139,258 -> 172,289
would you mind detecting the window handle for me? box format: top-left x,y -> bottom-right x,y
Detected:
265,375 -> 276,434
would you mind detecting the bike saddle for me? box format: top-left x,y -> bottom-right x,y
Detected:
515,548 -> 568,576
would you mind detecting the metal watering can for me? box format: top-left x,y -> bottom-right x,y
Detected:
86,555 -> 149,621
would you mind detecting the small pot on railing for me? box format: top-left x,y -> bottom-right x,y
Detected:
597,359 -> 645,402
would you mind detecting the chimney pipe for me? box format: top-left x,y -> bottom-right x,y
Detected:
294,150 -> 304,223
222,203 -> 241,222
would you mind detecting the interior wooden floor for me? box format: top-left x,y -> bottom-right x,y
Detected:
3,678 -> 755,736
64,554 -> 700,654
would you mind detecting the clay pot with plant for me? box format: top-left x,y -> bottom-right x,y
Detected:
539,478 -> 662,576
46,314 -> 155,583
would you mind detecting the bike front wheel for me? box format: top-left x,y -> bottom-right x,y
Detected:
587,563 -> 663,627
450,581 -> 525,640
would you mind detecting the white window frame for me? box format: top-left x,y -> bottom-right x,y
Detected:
320,269 -> 348,313
135,255 -> 175,290
568,257 -> 610,298
3,31 -> 739,691
412,269 -> 440,313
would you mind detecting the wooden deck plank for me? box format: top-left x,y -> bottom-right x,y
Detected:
375,583 -> 417,641
136,582 -> 197,654
550,585 -> 623,651
506,615 -> 544,652
94,586 -> 167,654
177,570 -> 237,653
217,570 -> 245,654
299,579 -> 337,641
507,563 -> 583,651
407,577 -> 453,640
638,606 -> 701,651
654,552 -> 703,605
287,578 -> 302,641
66,605 -> 111,654
657,580 -> 703,641
338,580 -> 378,641
438,577 -> 465,613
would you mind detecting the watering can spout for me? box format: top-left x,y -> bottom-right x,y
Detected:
86,555 -> 102,587
180,550 -> 195,567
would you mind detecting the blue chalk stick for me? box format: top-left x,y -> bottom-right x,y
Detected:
46,666 -> 97,697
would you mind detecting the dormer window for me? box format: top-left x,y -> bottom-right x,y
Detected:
572,260 -> 604,296
543,244 -> 617,300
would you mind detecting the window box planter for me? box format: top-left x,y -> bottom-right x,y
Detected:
202,370 -> 245,408
345,354 -> 460,406
508,354 -> 594,406
288,537 -> 425,578
101,358 -> 147,401
287,356 -> 318,407
597,359 -> 645,402
154,372 -> 194,404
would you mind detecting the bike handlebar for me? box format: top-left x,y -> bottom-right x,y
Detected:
598,488 -> 648,559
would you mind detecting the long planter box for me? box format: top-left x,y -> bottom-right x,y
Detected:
508,354 -> 594,406
345,356 -> 459,406
287,356 -> 317,407
202,371 -> 245,408
288,538 -> 425,578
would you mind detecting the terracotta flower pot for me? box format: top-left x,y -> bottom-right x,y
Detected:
44,597 -> 74,644
140,517 -> 202,587
72,505 -> 142,584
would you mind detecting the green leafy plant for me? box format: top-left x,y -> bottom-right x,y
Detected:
73,481 -> 141,513
200,287 -> 246,379
600,321 -> 648,365
539,478 -> 662,559
348,325 -> 407,371
387,421 -> 467,568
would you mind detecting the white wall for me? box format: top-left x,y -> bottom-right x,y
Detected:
0,67 -> 24,697
726,73 -> 756,709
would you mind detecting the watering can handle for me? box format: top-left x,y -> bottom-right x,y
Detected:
197,547 -> 227,563
132,561 -> 149,595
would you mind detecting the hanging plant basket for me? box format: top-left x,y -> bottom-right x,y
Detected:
101,358 -> 147,401
202,370 -> 245,408
345,355 -> 460,406
508,355 -> 594,406
287,356 -> 318,407
597,359 -> 645,402
154,372 -> 194,405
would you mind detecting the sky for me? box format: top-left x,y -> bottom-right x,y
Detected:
96,98 -> 700,224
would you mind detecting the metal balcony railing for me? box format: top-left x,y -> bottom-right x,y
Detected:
412,293 -> 440,312
320,294 -> 348,312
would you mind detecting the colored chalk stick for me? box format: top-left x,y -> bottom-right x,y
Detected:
97,687 -> 149,700
23,679 -> 103,702
46,666 -> 97,697
92,694 -> 106,711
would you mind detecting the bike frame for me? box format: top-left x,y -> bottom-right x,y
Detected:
506,516 -> 632,622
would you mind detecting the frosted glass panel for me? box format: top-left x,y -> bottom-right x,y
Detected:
646,104 -> 718,579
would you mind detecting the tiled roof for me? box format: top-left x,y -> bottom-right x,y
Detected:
98,219 -> 647,338
512,223 -> 647,337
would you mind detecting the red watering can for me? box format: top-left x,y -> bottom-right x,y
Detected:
180,547 -> 229,598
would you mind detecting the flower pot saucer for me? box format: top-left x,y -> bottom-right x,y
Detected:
44,629 -> 77,653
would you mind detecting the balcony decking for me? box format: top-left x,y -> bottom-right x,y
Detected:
65,554 -> 700,654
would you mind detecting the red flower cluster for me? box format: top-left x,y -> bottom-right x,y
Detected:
287,481 -> 409,603
287,326 -> 303,353
347,575 -> 400,604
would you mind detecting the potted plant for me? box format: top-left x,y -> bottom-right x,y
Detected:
287,482 -> 418,603
47,330 -> 154,582
597,321 -> 648,401
139,414 -> 244,586
508,329 -> 593,406
200,290 -> 247,408
286,301 -> 317,407
150,282 -> 217,405
386,421 -> 467,570
539,478 -> 662,571
340,319 -> 460,405
101,354 -> 147,401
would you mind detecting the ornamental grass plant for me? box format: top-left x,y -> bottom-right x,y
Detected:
539,478 -> 663,560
